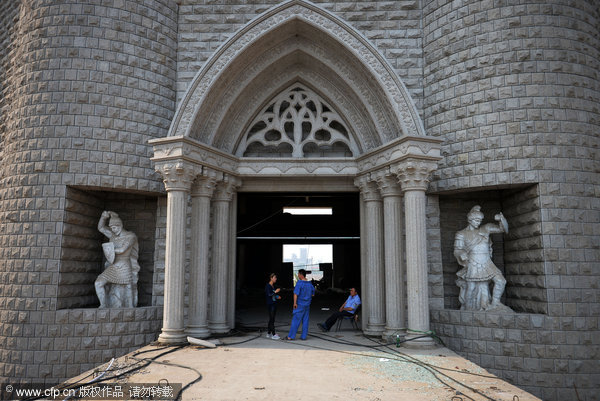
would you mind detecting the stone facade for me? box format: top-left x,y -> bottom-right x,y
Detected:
0,1 -> 598,400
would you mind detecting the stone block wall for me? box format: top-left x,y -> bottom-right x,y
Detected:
424,1 -> 600,399
59,188 -> 105,309
19,306 -> 161,383
502,185 -> 547,314
426,195 -> 444,310
431,309 -> 599,401
0,1 -> 20,161
0,0 -> 178,385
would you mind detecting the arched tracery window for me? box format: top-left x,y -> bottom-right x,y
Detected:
237,84 -> 358,157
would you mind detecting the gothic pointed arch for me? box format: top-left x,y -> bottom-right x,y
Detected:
168,0 -> 426,156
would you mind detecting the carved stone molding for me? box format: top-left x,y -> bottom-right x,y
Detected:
206,36 -> 388,152
354,175 -> 381,202
357,136 -> 443,175
154,161 -> 200,192
169,0 -> 425,150
393,160 -> 439,192
213,175 -> 242,202
191,167 -> 220,198
237,158 -> 356,176
151,136 -> 238,177
216,61 -> 377,153
372,169 -> 402,197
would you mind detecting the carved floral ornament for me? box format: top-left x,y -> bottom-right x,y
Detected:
236,84 -> 358,158
352,159 -> 439,197
393,160 -> 438,191
154,162 -> 201,192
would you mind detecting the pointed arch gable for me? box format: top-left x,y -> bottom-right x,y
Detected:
168,0 -> 426,155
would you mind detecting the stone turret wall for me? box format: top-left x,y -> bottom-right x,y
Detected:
0,1 -> 21,165
424,1 -> 600,399
424,0 -> 600,194
0,0 -> 178,384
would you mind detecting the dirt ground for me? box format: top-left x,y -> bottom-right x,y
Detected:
63,294 -> 541,401
67,328 -> 540,401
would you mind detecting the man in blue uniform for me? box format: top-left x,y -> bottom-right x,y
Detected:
286,269 -> 315,340
317,287 -> 361,331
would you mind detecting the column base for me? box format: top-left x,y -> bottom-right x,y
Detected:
158,329 -> 187,344
208,322 -> 230,334
363,323 -> 385,337
400,333 -> 439,349
383,328 -> 406,344
186,326 -> 210,339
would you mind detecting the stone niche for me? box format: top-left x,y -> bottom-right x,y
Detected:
439,184 -> 547,314
58,187 -> 157,309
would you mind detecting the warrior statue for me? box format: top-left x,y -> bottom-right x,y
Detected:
95,211 -> 140,308
454,205 -> 511,312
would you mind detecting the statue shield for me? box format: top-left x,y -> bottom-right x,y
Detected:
102,242 -> 115,264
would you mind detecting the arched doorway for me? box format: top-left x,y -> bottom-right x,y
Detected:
151,0 -> 442,344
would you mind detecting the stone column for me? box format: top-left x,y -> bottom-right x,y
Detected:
209,175 -> 240,334
155,162 -> 197,344
186,169 -> 217,339
395,160 -> 437,347
359,195 -> 368,331
375,171 -> 406,342
228,189 -> 240,330
354,175 -> 385,336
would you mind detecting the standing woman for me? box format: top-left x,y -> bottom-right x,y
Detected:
265,273 -> 281,340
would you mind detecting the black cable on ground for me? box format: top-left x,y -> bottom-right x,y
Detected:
127,353 -> 203,401
361,334 -> 500,401
282,331 -> 500,401
22,345 -> 186,401
289,333 -> 473,399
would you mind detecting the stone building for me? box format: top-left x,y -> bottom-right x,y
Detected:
0,1 -> 598,400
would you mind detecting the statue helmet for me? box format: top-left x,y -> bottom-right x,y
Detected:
467,205 -> 484,221
108,212 -> 123,227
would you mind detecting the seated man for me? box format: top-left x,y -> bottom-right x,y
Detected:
317,287 -> 361,332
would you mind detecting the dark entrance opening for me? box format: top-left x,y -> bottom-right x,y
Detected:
235,192 -> 361,317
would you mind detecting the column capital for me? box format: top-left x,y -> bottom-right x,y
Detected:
214,174 -> 242,201
393,159 -> 438,192
354,174 -> 381,201
191,167 -> 219,197
372,169 -> 402,197
155,161 -> 200,192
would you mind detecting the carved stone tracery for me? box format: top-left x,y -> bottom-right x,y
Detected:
237,84 -> 357,158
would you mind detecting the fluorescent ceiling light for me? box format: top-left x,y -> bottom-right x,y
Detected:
283,207 -> 333,215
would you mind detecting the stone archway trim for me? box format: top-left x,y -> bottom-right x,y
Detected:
150,135 -> 443,179
168,0 -> 427,149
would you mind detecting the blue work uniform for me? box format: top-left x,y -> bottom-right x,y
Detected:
323,294 -> 361,330
287,279 -> 315,340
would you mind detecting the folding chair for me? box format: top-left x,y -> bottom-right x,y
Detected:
335,304 -> 361,331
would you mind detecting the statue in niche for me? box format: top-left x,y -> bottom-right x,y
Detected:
95,211 -> 140,308
454,205 -> 512,312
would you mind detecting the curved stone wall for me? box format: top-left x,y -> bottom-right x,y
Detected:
0,0 -> 177,384
424,1 -> 600,399
425,0 -> 600,193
